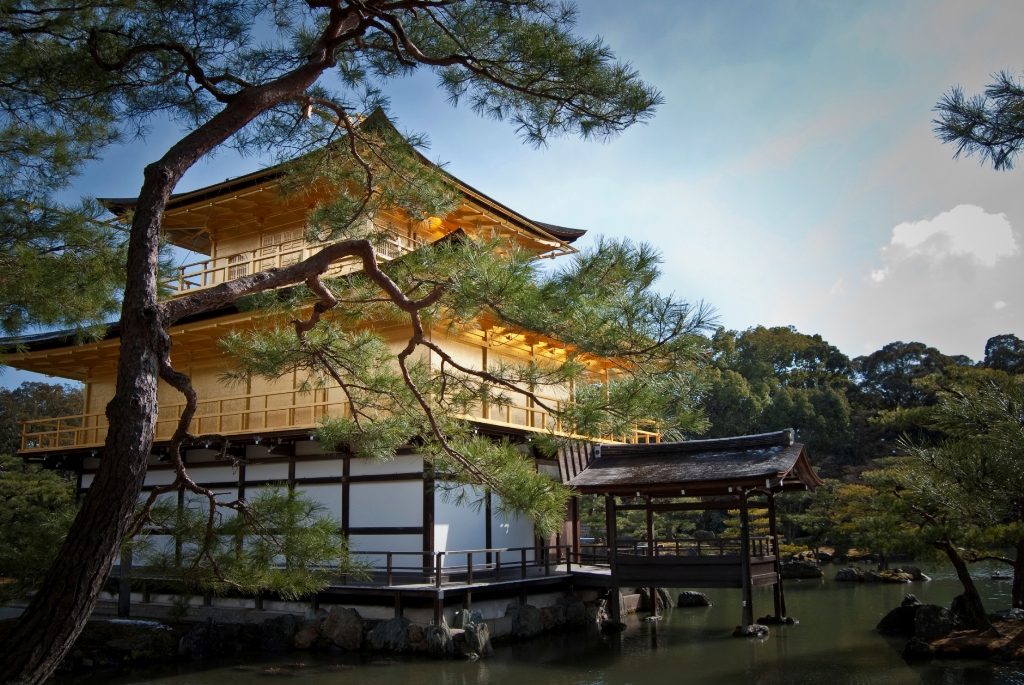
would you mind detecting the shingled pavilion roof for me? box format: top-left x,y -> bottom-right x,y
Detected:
558,429 -> 823,497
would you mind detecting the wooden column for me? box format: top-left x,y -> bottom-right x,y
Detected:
570,496 -> 581,564
646,495 -> 657,617
341,457 -> 350,535
739,490 -> 754,630
423,463 -> 435,574
768,490 -> 787,619
606,494 -> 620,624
485,488 -> 493,566
117,547 -> 132,618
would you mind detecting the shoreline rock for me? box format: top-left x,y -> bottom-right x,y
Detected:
780,560 -> 823,579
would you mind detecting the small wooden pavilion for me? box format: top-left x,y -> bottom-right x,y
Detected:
559,429 -> 823,634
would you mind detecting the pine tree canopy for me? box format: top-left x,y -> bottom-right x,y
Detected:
934,69 -> 1024,170
0,4 -> 681,680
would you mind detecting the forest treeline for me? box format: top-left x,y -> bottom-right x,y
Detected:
700,326 -> 1024,476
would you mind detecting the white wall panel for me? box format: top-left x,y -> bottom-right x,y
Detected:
190,466 -> 237,484
295,459 -> 343,479
299,483 -> 343,520
81,473 -> 95,489
349,454 -> 422,476
245,462 -> 289,481
491,493 -> 535,561
435,484 -> 487,565
348,534 -> 423,569
348,481 -> 421,527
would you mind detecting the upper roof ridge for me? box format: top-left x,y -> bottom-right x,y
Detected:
599,429 -> 795,458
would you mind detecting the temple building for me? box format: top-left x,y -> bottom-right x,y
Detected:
3,137 -> 821,633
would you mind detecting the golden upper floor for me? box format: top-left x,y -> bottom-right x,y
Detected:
4,138 -> 663,454
101,159 -> 584,297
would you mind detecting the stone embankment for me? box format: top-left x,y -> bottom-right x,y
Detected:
175,593 -> 602,663
19,589 -> 631,677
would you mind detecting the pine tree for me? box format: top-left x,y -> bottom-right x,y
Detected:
0,3 -> 692,681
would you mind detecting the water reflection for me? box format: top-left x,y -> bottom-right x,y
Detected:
80,571 -> 1024,685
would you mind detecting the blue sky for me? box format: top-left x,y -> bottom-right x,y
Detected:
5,0 -> 1024,388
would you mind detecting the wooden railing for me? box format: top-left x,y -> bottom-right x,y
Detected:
461,398 -> 659,445
20,387 -> 352,452
577,536 -> 774,565
163,229 -> 422,295
343,544 -> 573,588
20,389 -> 659,452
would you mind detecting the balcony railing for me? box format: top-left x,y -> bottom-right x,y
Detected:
19,389 -> 659,453
163,230 -> 422,296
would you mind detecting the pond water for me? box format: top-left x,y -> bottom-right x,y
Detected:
81,566 -> 1024,685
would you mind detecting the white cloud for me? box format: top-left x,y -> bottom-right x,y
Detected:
821,205 -> 1024,359
871,205 -> 1017,281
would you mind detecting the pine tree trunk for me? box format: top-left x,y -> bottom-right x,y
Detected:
941,540 -> 992,631
0,49 -> 339,683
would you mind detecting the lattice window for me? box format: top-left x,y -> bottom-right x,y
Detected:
261,228 -> 304,256
227,253 -> 249,279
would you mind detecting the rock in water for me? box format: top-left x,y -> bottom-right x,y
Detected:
902,594 -> 922,607
902,637 -> 934,661
464,622 -> 493,657
426,622 -> 454,659
864,570 -> 913,583
453,609 -> 483,629
555,595 -> 590,627
506,603 -> 545,639
178,618 -> 242,660
259,614 -> 297,652
780,560 -> 823,579
367,616 -> 411,652
914,605 -> 964,641
322,607 -> 364,651
292,618 -> 321,650
835,567 -> 864,582
990,608 -> 1024,622
733,624 -> 769,638
677,591 -> 713,608
900,566 -> 931,582
876,605 -> 921,636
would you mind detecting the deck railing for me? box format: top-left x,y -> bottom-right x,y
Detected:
577,536 -> 774,565
20,389 -> 658,452
163,229 -> 422,296
341,544 -> 573,588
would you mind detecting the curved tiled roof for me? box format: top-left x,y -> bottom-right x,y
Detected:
560,430 -> 823,496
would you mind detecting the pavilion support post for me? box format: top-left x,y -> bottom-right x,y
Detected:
570,496 -> 581,565
739,491 -> 754,631
607,494 -> 620,625
646,495 -> 657,617
768,490 -> 787,620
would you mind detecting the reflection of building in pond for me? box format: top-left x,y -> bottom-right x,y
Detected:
561,429 -> 822,633
3,140 -> 662,625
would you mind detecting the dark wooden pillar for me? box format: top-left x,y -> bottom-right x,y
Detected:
423,463 -> 435,574
570,496 -> 581,564
768,490 -> 787,619
607,494 -> 620,624
739,491 -> 754,630
341,457 -> 350,535
646,495 -> 657,617
485,488 -> 493,565
117,547 -> 132,618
